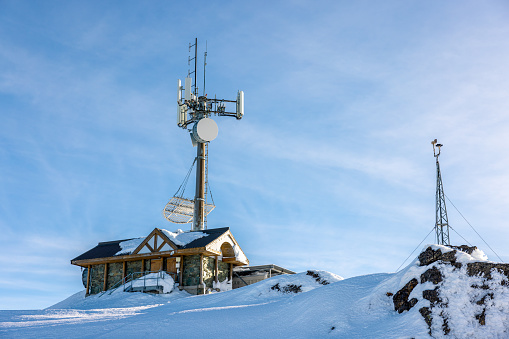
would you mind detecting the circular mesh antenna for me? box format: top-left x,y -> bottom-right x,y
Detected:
163,196 -> 215,224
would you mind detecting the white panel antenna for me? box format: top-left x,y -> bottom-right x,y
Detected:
184,77 -> 192,101
236,90 -> 244,119
177,79 -> 182,103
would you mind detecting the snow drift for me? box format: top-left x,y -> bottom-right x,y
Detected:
1,247 -> 509,338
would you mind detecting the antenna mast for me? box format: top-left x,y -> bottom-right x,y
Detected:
432,139 -> 450,246
167,38 -> 245,232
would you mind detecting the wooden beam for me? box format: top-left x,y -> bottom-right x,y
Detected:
103,263 -> 108,291
145,242 -> 155,253
71,251 -> 176,267
154,234 -> 158,251
156,240 -> 168,252
141,259 -> 145,274
179,256 -> 183,287
215,256 -> 219,283
199,254 -> 204,286
123,261 -> 126,280
85,265 -> 91,296
229,263 -> 233,281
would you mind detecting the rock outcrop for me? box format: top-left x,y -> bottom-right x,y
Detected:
392,245 -> 509,337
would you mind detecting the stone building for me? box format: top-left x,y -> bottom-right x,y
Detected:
232,264 -> 295,289
71,227 -> 249,295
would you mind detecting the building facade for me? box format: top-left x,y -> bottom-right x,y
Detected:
71,227 -> 249,295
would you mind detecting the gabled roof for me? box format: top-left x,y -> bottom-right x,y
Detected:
71,227 -> 232,262
72,239 -> 137,262
180,227 -> 230,249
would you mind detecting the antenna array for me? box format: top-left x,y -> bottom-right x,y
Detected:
164,38 -> 244,232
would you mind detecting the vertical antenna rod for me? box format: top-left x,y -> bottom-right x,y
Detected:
432,139 -> 450,246
188,38 -> 198,96
203,41 -> 207,96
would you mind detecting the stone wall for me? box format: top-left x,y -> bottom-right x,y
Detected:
203,256 -> 215,288
107,262 -> 123,290
126,260 -> 143,279
89,264 -> 104,295
218,261 -> 230,282
183,255 -> 201,286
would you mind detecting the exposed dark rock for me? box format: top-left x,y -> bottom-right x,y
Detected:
386,292 -> 393,297
398,245 -> 509,336
442,315 -> 450,335
422,287 -> 440,304
476,308 -> 486,326
418,246 -> 464,269
393,278 -> 419,313
419,307 -> 432,334
476,293 -> 493,306
471,283 -> 490,290
467,262 -> 509,279
450,245 -> 477,255
306,270 -> 330,285
418,247 -> 443,266
408,298 -> 418,308
271,283 -> 302,294
421,266 -> 443,284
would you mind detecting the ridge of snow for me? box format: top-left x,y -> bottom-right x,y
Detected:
160,229 -> 207,246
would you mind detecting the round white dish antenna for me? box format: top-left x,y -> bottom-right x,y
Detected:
192,118 -> 218,143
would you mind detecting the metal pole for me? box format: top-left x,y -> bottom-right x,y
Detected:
193,142 -> 206,231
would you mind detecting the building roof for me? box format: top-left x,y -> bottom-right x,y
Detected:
72,239 -> 133,262
233,264 -> 296,275
72,227 -> 231,262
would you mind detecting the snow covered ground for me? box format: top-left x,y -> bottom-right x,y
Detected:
1,249 -> 507,338
0,269 -> 423,338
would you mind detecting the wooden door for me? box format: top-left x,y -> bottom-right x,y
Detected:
151,259 -> 162,272
166,258 -> 177,274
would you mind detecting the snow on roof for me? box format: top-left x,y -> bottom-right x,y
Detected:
160,229 -> 207,246
115,237 -> 145,256
233,244 -> 247,263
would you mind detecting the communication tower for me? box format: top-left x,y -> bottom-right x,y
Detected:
163,38 -> 244,231
432,139 -> 450,245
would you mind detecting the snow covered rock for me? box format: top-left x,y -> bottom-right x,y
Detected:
392,245 -> 509,337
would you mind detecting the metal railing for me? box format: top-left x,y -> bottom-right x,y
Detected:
100,270 -> 177,296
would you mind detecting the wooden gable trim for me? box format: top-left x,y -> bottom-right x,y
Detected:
205,230 -> 249,264
132,228 -> 178,255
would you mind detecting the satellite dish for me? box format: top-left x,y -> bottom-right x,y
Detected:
192,118 -> 218,143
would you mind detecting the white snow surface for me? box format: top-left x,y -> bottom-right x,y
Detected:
1,249 -> 508,338
129,272 -> 174,294
212,278 -> 232,292
233,244 -> 247,263
115,237 -> 145,256
160,228 -> 206,246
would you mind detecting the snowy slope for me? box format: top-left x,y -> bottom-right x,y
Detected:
0,270 -> 426,338
1,250 -> 508,338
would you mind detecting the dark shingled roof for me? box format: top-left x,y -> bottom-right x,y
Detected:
72,227 -> 230,262
71,239 -> 135,261
178,227 -> 230,249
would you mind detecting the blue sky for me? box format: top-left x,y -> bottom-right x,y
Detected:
1,0 -> 509,310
